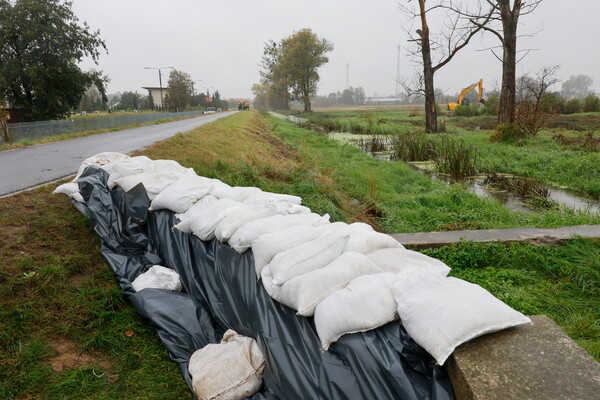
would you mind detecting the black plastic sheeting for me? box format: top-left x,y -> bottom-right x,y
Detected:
75,166 -> 454,400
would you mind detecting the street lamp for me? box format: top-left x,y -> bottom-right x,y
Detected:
144,66 -> 174,109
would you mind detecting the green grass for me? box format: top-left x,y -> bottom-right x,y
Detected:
304,108 -> 600,199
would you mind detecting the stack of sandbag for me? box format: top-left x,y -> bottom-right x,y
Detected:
188,330 -> 265,400
55,153 -> 531,366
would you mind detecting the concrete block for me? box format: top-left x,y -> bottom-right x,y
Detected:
446,315 -> 600,399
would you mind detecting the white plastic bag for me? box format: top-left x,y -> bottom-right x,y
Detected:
149,172 -> 214,213
367,248 -> 451,277
268,229 -> 350,285
189,330 -> 266,400
314,273 -> 399,350
228,213 -> 329,254
394,273 -> 531,365
131,265 -> 182,292
277,252 -> 385,316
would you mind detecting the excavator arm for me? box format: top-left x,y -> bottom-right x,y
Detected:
447,79 -> 484,111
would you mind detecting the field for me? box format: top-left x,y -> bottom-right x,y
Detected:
0,110 -> 598,399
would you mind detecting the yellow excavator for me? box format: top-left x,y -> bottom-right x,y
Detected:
447,79 -> 484,110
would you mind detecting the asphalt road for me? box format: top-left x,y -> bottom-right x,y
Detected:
0,111 -> 237,196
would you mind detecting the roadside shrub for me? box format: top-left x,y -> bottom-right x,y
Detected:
540,92 -> 565,114
583,94 -> 600,112
564,98 -> 582,114
490,123 -> 527,143
454,104 -> 480,117
483,95 -> 499,116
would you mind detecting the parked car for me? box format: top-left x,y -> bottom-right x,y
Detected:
205,107 -> 216,114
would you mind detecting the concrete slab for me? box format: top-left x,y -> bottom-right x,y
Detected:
390,225 -> 600,249
446,315 -> 600,400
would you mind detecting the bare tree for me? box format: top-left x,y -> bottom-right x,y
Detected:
400,1 -> 491,132
467,0 -> 544,124
515,65 -> 559,135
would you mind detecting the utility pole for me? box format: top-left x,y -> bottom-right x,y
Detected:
395,45 -> 401,101
144,66 -> 174,109
191,80 -> 201,107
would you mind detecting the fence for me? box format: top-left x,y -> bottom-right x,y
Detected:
3,110 -> 205,143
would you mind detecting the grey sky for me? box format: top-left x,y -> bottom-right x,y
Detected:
73,0 -> 600,100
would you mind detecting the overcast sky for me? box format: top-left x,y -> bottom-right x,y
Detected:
73,0 -> 600,100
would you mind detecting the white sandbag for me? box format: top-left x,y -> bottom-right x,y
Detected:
252,222 -> 332,278
149,172 -> 214,213
131,265 -> 182,292
189,329 -> 265,400
345,230 -> 405,254
53,182 -> 85,203
113,168 -> 185,200
152,159 -> 189,175
367,248 -> 451,277
228,213 -> 330,254
268,229 -> 350,285
243,191 -> 302,206
74,152 -> 130,181
101,156 -> 155,189
214,204 -> 279,243
189,199 -> 244,241
278,252 -> 385,316
394,273 -> 531,365
260,266 -> 282,301
211,186 -> 262,202
173,195 -> 219,233
314,273 -> 399,350
270,201 -> 311,215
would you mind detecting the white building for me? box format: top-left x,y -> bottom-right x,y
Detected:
142,86 -> 169,109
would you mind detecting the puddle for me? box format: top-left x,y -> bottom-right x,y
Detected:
408,163 -> 600,214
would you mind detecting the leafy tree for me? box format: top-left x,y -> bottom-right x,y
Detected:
582,94 -> 600,113
144,94 -> 155,110
562,75 -> 594,99
563,98 -> 582,114
257,29 -> 333,112
79,82 -> 104,112
120,91 -> 144,110
0,0 -> 108,121
278,29 -> 333,112
165,69 -> 193,111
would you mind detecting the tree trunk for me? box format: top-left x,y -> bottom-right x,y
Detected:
304,95 -> 311,112
497,1 -> 519,124
419,0 -> 437,133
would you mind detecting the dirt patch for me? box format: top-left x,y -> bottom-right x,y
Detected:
0,225 -> 27,248
48,338 -> 113,372
69,271 -> 93,289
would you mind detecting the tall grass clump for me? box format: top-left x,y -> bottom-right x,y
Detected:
355,135 -> 389,153
435,135 -> 478,181
390,132 -> 436,161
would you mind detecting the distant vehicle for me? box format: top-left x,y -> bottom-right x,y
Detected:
205,107 -> 216,113
80,111 -> 87,116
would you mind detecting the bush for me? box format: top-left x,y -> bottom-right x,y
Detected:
540,92 -> 565,114
454,104 -> 481,117
564,98 -> 582,114
483,95 -> 499,116
490,123 -> 527,143
435,135 -> 478,181
583,94 -> 600,112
